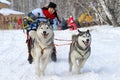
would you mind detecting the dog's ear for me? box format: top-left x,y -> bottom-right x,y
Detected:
86,29 -> 90,33
78,29 -> 82,33
78,29 -> 83,35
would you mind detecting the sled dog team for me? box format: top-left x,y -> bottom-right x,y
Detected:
28,21 -> 91,76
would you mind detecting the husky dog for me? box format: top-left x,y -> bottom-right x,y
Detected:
68,29 -> 91,74
30,21 -> 54,76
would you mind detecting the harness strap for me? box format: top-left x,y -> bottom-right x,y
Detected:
75,47 -> 89,58
54,38 -> 72,41
38,45 -> 48,55
36,37 -> 53,56
73,41 -> 90,58
76,40 -> 88,51
72,42 -> 83,57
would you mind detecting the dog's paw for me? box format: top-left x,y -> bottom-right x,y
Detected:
36,71 -> 41,77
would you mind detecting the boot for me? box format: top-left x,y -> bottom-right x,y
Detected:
28,53 -> 33,64
51,45 -> 57,62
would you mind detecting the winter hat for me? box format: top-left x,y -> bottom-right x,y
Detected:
48,2 -> 57,9
70,16 -> 73,18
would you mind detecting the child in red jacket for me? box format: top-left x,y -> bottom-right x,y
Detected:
67,16 -> 77,30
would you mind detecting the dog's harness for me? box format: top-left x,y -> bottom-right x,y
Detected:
35,34 -> 53,56
38,44 -> 52,55
73,40 -> 90,58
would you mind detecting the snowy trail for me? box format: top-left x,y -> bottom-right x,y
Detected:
0,25 -> 120,80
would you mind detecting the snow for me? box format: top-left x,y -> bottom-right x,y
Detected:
0,8 -> 24,16
0,0 -> 11,5
0,25 -> 120,80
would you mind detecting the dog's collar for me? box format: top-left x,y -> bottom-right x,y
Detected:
75,40 -> 88,51
74,41 -> 90,58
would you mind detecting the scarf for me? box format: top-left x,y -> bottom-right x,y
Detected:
42,9 -> 56,19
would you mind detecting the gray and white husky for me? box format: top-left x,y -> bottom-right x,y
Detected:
68,29 -> 91,74
29,21 -> 54,76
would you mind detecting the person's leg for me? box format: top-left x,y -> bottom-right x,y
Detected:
26,31 -> 33,64
27,37 -> 33,64
51,44 -> 57,62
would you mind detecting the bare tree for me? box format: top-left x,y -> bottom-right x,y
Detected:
7,0 -> 120,26
98,0 -> 117,26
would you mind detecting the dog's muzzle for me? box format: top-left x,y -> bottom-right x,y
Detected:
42,31 -> 49,38
82,39 -> 90,46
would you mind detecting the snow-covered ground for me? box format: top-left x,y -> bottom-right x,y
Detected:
0,25 -> 120,80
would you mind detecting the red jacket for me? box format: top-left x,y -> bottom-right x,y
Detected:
67,16 -> 74,26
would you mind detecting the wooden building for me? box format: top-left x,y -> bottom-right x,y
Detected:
0,2 -> 8,8
0,0 -> 24,29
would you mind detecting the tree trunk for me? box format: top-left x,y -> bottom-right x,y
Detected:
99,0 -> 117,26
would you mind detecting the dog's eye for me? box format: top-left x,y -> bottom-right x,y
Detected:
47,27 -> 48,29
82,35 -> 86,37
87,34 -> 90,37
